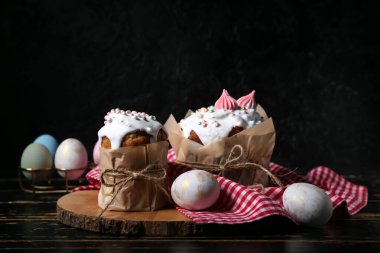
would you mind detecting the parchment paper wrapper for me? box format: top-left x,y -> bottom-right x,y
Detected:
98,141 -> 171,211
164,105 -> 275,186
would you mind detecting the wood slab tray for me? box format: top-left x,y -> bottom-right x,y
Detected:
57,190 -> 295,236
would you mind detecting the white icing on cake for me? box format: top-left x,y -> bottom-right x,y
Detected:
179,105 -> 262,145
98,108 -> 163,149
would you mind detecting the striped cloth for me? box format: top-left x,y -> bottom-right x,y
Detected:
73,149 -> 367,224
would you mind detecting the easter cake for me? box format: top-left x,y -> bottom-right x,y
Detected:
179,89 -> 263,145
165,89 -> 275,187
97,108 -> 170,211
98,108 -> 167,149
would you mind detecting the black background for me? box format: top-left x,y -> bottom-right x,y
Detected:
3,0 -> 379,177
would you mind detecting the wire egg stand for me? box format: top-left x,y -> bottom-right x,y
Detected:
18,163 -> 95,194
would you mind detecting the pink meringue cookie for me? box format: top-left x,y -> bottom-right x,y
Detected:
237,90 -> 256,109
214,89 -> 239,110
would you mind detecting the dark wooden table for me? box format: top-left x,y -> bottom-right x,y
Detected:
1,171 -> 379,253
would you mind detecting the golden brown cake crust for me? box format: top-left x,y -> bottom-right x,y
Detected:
101,136 -> 112,149
101,129 -> 167,149
188,130 -> 204,145
157,129 -> 168,142
228,126 -> 244,137
187,126 -> 244,145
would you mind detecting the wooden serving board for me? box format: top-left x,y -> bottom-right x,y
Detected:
57,190 -> 295,236
57,190 -> 201,236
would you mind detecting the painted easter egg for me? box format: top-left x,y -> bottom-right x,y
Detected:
282,183 -> 333,226
20,143 -> 52,180
55,138 -> 88,180
171,170 -> 220,210
34,134 -> 58,157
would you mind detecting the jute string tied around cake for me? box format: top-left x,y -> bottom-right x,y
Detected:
97,164 -> 171,218
176,145 -> 284,189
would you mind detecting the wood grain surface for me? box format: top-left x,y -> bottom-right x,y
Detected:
57,190 -> 199,236
1,172 -> 380,252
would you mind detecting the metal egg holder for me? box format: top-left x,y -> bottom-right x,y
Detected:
18,163 -> 95,194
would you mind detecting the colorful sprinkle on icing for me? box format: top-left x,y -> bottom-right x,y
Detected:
213,121 -> 220,127
98,108 -> 163,149
179,90 -> 262,145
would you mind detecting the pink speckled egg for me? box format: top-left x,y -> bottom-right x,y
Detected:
171,170 -> 220,210
93,140 -> 100,164
55,138 -> 88,180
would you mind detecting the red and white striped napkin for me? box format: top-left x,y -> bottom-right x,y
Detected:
73,149 -> 367,224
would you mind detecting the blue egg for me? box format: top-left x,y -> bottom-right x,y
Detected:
34,134 -> 58,156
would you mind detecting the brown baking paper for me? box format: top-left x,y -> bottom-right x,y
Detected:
164,105 -> 275,186
98,141 -> 171,211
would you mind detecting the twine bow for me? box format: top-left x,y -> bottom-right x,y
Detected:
176,145 -> 283,188
97,164 -> 170,218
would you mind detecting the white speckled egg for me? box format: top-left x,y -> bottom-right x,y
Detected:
282,183 -> 333,226
55,138 -> 88,180
171,170 -> 220,210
